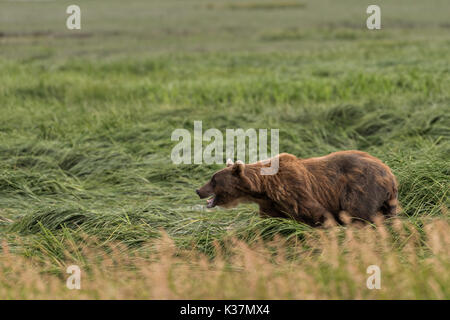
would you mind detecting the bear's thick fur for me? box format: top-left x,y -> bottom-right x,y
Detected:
196,151 -> 398,226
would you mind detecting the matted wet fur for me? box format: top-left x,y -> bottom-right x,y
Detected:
196,151 -> 399,226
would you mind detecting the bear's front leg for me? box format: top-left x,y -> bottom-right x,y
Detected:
258,201 -> 288,219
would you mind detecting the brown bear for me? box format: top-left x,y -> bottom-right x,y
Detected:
196,151 -> 399,226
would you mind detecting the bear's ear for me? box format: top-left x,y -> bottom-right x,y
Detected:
226,159 -> 234,167
231,161 -> 259,193
231,161 -> 244,176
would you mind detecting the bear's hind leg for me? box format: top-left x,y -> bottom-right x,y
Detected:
340,189 -> 382,223
380,188 -> 399,217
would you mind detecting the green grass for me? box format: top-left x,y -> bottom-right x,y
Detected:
0,0 -> 449,298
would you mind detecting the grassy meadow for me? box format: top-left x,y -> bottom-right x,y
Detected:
0,0 -> 449,299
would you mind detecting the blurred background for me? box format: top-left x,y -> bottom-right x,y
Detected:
1,0 -> 450,58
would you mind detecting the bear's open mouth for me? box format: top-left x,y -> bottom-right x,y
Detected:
206,195 -> 216,208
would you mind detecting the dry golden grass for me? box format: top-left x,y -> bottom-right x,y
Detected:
1,217 -> 449,299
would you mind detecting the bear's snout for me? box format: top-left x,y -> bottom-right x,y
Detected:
196,189 -> 206,198
196,184 -> 213,199
196,189 -> 205,198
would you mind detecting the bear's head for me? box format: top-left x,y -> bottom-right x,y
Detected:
196,159 -> 256,208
